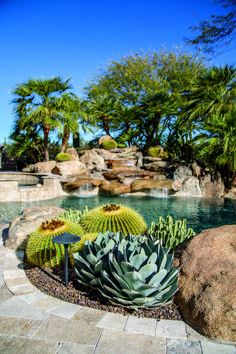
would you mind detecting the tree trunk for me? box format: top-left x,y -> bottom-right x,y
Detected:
150,111 -> 161,141
29,150 -> 38,163
125,122 -> 130,133
60,127 -> 70,153
43,126 -> 50,162
102,116 -> 109,135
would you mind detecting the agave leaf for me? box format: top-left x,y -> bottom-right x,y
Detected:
94,259 -> 102,272
101,270 -> 121,292
110,297 -> 133,306
158,268 -> 179,290
139,263 -> 157,279
108,253 -> 123,278
141,242 -> 153,257
87,253 -> 100,266
132,296 -> 157,307
158,283 -> 179,302
90,278 -> 101,287
97,239 -> 116,258
117,243 -> 125,264
113,272 -> 130,290
165,253 -> 174,272
149,268 -> 167,285
74,256 -> 95,274
129,253 -> 147,270
159,252 -> 167,270
102,284 -> 127,299
122,288 -> 143,300
77,268 -> 96,280
123,271 -> 145,290
148,252 -> 158,264
120,261 -> 135,273
135,284 -> 160,297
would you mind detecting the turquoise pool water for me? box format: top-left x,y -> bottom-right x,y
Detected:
0,194 -> 235,233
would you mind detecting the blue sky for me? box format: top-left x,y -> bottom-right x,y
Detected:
0,0 -> 235,145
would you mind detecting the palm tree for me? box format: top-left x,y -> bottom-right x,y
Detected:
12,77 -> 72,161
86,93 -> 119,135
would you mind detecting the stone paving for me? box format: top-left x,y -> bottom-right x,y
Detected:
0,222 -> 235,353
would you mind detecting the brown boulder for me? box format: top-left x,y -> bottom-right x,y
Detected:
201,182 -> 224,198
174,225 -> 236,342
131,179 -> 174,192
33,161 -> 56,173
52,161 -> 89,177
61,177 -> 103,193
65,147 -> 79,161
111,159 -> 137,169
103,169 -> 153,180
5,207 -> 66,249
79,150 -> 106,170
99,181 -> 131,195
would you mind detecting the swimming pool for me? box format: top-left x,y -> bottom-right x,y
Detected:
0,194 -> 235,234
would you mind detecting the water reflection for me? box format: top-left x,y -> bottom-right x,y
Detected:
0,195 -> 235,234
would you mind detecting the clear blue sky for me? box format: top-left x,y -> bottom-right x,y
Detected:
0,0 -> 235,145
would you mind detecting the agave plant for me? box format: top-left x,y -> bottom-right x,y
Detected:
80,203 -> 147,236
148,215 -> 195,251
74,230 -> 179,309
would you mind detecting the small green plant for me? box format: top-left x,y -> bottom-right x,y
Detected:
56,153 -> 71,162
101,139 -> 118,150
26,219 -> 85,268
117,143 -> 127,148
148,215 -> 196,251
148,147 -> 162,157
80,203 -> 147,236
57,206 -> 89,223
74,230 -> 179,309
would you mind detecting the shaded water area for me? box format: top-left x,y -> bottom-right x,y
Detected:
0,194 -> 236,234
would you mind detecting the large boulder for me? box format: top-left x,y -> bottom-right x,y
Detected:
33,161 -> 56,173
182,176 -> 202,196
173,165 -> 192,183
61,176 -> 103,193
131,179 -> 174,192
79,150 -> 106,170
99,181 -> 131,195
5,207 -> 66,249
201,182 -> 224,198
65,147 -> 79,161
111,159 -> 137,170
52,161 -> 88,176
174,225 -> 236,342
103,169 -> 154,181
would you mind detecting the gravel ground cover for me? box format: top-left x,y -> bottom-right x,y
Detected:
24,260 -> 182,320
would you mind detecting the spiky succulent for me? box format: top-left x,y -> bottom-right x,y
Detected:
101,139 -> 118,150
148,215 -> 195,251
26,219 -> 85,268
57,206 -> 89,224
74,230 -> 179,309
56,153 -> 71,162
80,203 -> 147,236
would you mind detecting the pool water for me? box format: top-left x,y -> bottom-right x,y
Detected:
0,195 -> 235,234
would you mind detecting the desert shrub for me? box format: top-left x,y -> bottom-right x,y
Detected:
56,153 -> 71,162
101,140 -> 118,150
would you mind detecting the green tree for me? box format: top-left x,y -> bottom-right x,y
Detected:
12,77 -> 72,161
85,47 -> 205,149
181,65 -> 236,183
186,0 -> 236,54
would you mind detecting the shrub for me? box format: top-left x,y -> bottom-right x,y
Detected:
148,147 -> 162,157
101,140 -> 118,150
80,203 -> 147,236
26,219 -> 85,268
148,215 -> 196,251
74,230 -> 179,308
117,143 -> 127,148
56,153 -> 71,162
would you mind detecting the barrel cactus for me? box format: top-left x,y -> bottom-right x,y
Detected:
148,147 -> 162,157
56,152 -> 71,162
101,139 -> 118,150
148,215 -> 195,251
26,219 -> 85,268
74,230 -> 179,309
80,203 -> 147,236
